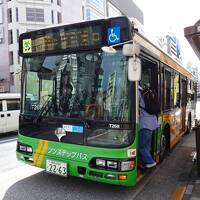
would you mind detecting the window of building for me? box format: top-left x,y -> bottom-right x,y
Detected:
57,0 -> 61,6
10,72 -> 14,85
0,27 -> 4,44
0,8 -> 3,23
7,8 -> 12,23
8,29 -> 13,44
16,7 -> 19,22
86,0 -> 104,14
57,12 -> 61,23
0,100 -> 2,111
16,29 -> 19,42
86,8 -> 102,20
18,51 -> 20,64
26,8 -> 44,22
51,10 -> 54,24
9,51 -> 13,65
7,99 -> 20,110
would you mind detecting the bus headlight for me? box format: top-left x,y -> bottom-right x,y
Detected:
107,161 -> 118,169
121,161 -> 135,171
91,158 -> 135,171
26,146 -> 33,153
96,159 -> 106,167
17,142 -> 33,154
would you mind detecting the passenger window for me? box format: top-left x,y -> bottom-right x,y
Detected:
173,74 -> 180,107
0,100 -> 2,111
7,99 -> 20,111
164,70 -> 173,110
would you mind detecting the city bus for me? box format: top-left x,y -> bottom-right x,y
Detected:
16,16 -> 196,186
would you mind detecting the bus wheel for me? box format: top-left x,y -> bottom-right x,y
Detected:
186,114 -> 191,134
159,129 -> 170,162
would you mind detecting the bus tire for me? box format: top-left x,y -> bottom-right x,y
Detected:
159,125 -> 170,162
186,113 -> 191,134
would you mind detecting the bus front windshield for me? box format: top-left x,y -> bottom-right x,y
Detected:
21,49 -> 133,147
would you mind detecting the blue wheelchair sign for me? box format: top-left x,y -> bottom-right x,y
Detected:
107,27 -> 121,45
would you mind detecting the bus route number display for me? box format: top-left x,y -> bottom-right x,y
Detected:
22,25 -> 102,54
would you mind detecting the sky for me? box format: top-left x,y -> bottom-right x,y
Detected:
133,0 -> 200,69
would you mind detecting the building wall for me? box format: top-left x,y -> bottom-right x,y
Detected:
108,0 -> 143,24
0,1 -> 9,92
62,0 -> 83,24
0,0 -> 63,93
84,0 -> 106,20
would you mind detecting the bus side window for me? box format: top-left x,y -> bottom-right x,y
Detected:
164,69 -> 173,110
173,73 -> 180,107
7,99 -> 20,111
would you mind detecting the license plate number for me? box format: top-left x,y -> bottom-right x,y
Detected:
46,159 -> 67,177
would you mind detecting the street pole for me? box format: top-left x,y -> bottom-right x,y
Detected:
195,120 -> 200,177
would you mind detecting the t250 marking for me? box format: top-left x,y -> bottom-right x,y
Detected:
109,124 -> 120,129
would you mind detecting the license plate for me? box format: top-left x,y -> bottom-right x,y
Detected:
46,159 -> 67,177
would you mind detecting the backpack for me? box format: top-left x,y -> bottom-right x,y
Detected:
141,88 -> 160,115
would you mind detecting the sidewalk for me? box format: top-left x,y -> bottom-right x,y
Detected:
182,131 -> 200,200
134,130 -> 198,200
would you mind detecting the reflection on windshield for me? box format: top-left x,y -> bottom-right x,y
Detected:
23,50 -> 130,122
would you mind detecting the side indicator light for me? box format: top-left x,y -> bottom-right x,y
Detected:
118,175 -> 127,180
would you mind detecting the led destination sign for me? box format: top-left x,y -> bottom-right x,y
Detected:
19,16 -> 132,56
21,26 -> 102,55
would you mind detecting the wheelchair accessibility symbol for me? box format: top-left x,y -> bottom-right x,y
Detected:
108,27 -> 121,45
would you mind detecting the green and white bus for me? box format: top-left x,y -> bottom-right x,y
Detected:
17,16 -> 196,186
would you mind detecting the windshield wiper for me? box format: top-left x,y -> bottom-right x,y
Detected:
33,95 -> 54,123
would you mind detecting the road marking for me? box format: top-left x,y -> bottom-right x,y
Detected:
170,186 -> 186,200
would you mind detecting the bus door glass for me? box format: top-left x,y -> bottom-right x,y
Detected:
181,78 -> 187,131
140,57 -> 159,157
0,100 -> 6,133
5,99 -> 20,132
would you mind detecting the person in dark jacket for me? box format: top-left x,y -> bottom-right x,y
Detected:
138,85 -> 159,168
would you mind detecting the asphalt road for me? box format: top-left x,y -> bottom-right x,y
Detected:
0,131 -> 196,200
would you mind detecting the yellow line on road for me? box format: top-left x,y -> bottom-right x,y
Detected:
170,186 -> 186,200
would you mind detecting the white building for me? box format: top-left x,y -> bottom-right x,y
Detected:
0,0 -> 143,93
0,0 -> 63,93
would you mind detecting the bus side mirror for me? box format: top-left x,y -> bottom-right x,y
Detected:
128,57 -> 141,81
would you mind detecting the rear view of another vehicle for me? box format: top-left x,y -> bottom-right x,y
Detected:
0,93 -> 20,134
